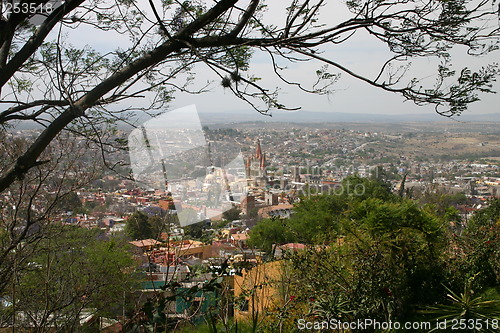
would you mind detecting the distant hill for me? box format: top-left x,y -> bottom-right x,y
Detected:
198,110 -> 500,124
13,110 -> 500,130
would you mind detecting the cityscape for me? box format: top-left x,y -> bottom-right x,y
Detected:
2,118 -> 498,331
1,0 -> 500,330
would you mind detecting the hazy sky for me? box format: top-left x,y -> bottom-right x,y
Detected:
170,1 -> 500,117
64,0 -> 499,119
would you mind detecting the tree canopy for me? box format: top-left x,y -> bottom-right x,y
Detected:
1,226 -> 138,331
249,176 -> 398,246
125,211 -> 154,240
247,184 -> 500,328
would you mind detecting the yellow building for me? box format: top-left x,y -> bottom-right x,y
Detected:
171,239 -> 211,259
233,260 -> 292,322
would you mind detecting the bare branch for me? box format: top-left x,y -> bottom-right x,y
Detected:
228,0 -> 260,37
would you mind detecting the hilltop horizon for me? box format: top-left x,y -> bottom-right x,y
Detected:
196,109 -> 500,124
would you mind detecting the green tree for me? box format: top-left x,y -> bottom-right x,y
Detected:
340,175 -> 395,203
423,275 -> 500,332
454,199 -> 500,289
251,189 -> 448,325
0,135 -> 100,297
248,218 -> 292,254
415,188 -> 469,220
248,176 -> 396,246
283,199 -> 448,323
346,199 -> 446,316
125,211 -> 154,240
147,215 -> 163,240
55,191 -> 83,213
147,213 -> 179,240
287,194 -> 346,244
222,206 -> 242,222
6,227 -> 138,331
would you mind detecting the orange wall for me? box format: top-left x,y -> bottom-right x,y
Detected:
233,260 -> 287,321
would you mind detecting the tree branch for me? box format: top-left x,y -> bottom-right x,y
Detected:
228,0 -> 260,38
0,0 -> 240,192
0,0 -> 85,90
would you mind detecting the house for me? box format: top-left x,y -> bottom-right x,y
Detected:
208,240 -> 239,258
230,233 -> 249,248
129,239 -> 162,252
171,240 -> 211,260
273,243 -> 308,258
258,204 -> 294,219
142,265 -> 191,288
150,247 -> 177,265
233,261 -> 287,321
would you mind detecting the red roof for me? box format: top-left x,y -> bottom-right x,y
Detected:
280,243 -> 307,250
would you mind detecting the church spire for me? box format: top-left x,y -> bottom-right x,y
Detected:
255,139 -> 263,160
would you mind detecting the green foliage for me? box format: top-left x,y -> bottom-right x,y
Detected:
452,199 -> 500,288
125,210 -> 177,240
222,206 -> 242,222
347,198 -> 442,241
125,211 -> 154,240
260,192 -> 500,327
290,199 -> 445,322
416,189 -> 469,220
248,176 -> 396,247
218,46 -> 253,71
11,227 -> 138,329
55,191 -> 83,213
248,177 -> 452,324
248,218 -> 292,253
468,199 -> 500,234
422,276 -> 500,332
343,201 -> 447,320
148,215 -> 165,239
286,194 -> 346,244
148,213 -> 178,240
342,175 -> 395,202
